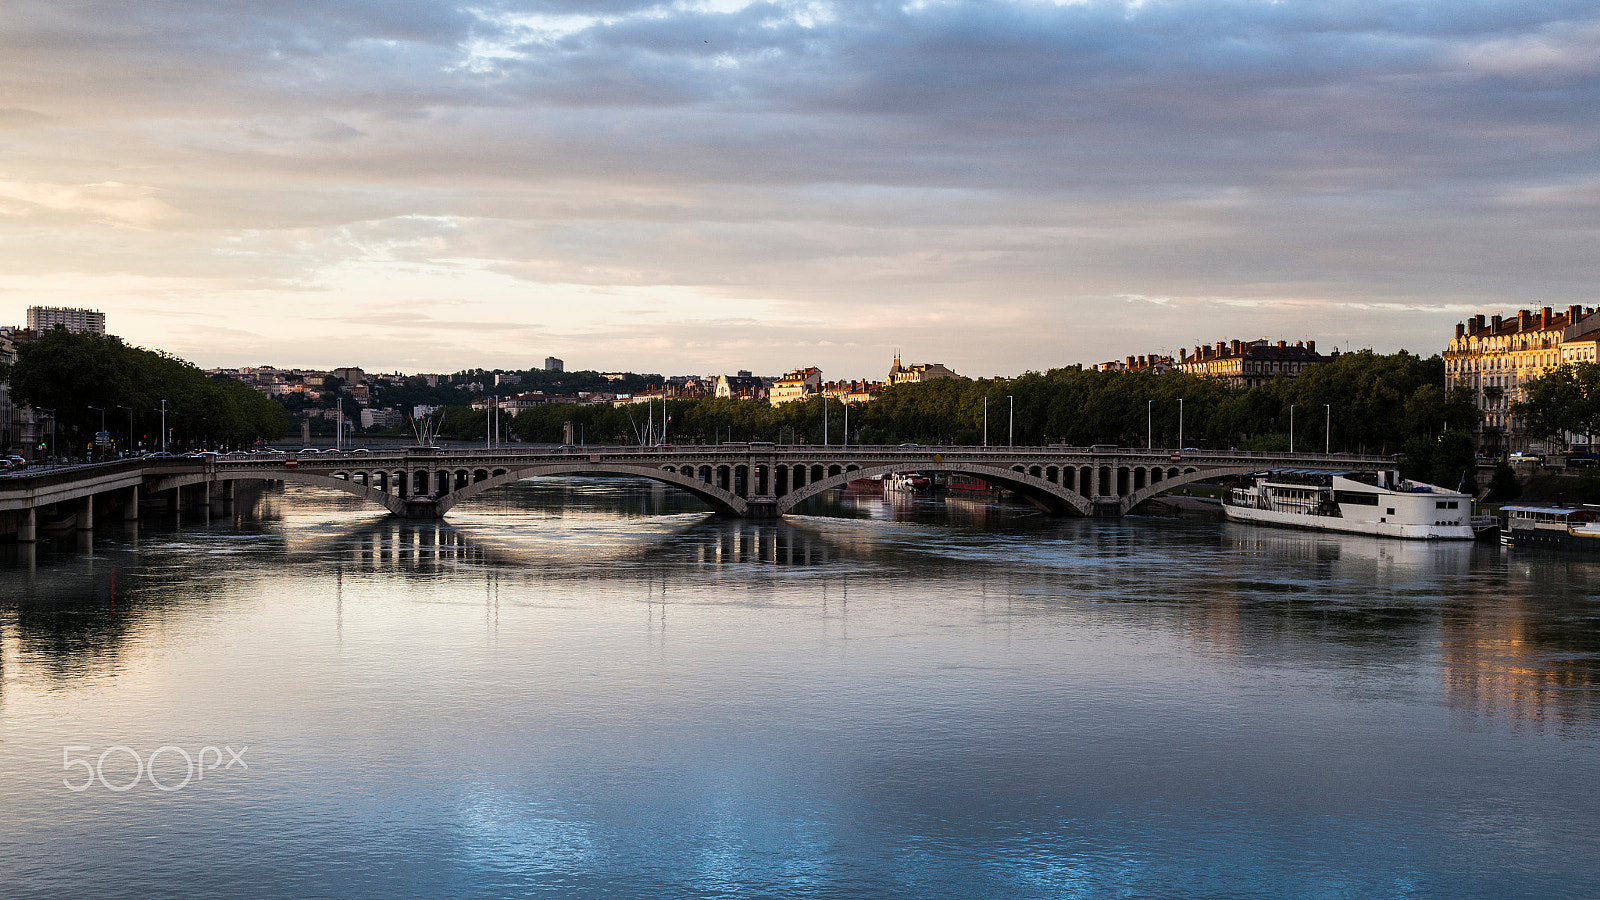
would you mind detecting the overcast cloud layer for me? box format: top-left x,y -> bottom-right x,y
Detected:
2,0 -> 1598,377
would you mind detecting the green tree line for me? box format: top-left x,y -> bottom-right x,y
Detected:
5,327 -> 286,457
1510,361 -> 1600,450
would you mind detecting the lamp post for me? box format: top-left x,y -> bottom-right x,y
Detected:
1007,395 -> 1014,449
983,397 -> 988,447
1147,399 -> 1153,449
37,408 -> 55,462
1290,404 -> 1297,453
159,400 -> 168,453
88,405 -> 106,459
1178,398 -> 1184,449
842,398 -> 849,448
116,405 -> 133,457
1324,403 -> 1331,454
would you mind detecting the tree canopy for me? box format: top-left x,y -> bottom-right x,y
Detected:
1511,362 -> 1600,449
7,327 -> 286,455
482,351 -> 1469,473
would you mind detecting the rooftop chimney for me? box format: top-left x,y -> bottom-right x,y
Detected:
1455,323 -> 1465,339
1307,340 -> 1316,354
1519,309 -> 1532,329
1543,306 -> 1554,328
1278,340 -> 1287,348
1570,305 -> 1584,323
1491,314 -> 1503,332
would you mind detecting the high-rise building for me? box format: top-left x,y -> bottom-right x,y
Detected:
544,357 -> 564,372
27,306 -> 106,335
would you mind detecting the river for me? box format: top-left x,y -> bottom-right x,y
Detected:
1,478 -> 1597,898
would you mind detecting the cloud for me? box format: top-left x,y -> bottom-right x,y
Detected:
0,1 -> 1597,376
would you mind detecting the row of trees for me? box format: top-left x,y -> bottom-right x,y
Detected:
402,349 -> 1475,488
1511,361 -> 1600,450
3,328 -> 286,457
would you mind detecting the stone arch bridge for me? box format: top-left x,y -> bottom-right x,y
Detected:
209,445 -> 1388,519
1,446 -> 1393,539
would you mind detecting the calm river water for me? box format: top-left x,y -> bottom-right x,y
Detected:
2,479 -> 1598,899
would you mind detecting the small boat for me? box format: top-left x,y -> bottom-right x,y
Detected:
1224,468 -> 1476,540
1500,505 -> 1600,552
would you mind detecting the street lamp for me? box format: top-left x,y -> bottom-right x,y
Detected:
116,405 -> 133,457
1147,399 -> 1153,449
983,397 -> 988,447
1324,403 -> 1331,454
1290,403 -> 1297,453
1178,398 -> 1184,449
37,408 -> 55,462
842,398 -> 850,448
1007,395 -> 1015,448
88,406 -> 106,460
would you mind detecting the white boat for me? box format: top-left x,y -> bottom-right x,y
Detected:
1224,468 -> 1478,540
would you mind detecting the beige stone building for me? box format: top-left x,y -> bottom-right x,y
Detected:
1173,339 -> 1326,389
769,367 -> 822,406
1446,305 -> 1599,455
887,354 -> 961,385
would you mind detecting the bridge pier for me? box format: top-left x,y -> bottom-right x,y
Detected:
125,485 -> 140,521
745,498 -> 780,519
399,497 -> 446,519
18,507 -> 36,543
79,496 -> 94,531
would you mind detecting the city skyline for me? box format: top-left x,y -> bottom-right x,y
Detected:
2,2 -> 1597,380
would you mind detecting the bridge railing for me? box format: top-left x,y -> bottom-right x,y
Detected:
207,444 -> 1396,465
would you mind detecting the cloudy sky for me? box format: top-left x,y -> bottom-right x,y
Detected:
2,1 -> 1597,378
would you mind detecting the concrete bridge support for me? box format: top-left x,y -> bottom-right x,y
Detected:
79,496 -> 94,531
18,507 -> 36,543
125,485 -> 140,521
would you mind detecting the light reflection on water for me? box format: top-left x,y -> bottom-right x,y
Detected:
1,477 -> 1598,899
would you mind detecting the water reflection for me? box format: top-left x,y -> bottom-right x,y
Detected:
4,478 -> 1600,898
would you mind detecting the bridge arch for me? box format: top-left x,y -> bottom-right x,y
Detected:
1120,464 -> 1260,513
433,462 -> 747,516
775,462 -> 1093,516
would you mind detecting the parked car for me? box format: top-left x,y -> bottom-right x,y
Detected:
144,451 -> 174,459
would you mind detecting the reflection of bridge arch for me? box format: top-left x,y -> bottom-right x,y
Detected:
776,462 -> 1093,516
